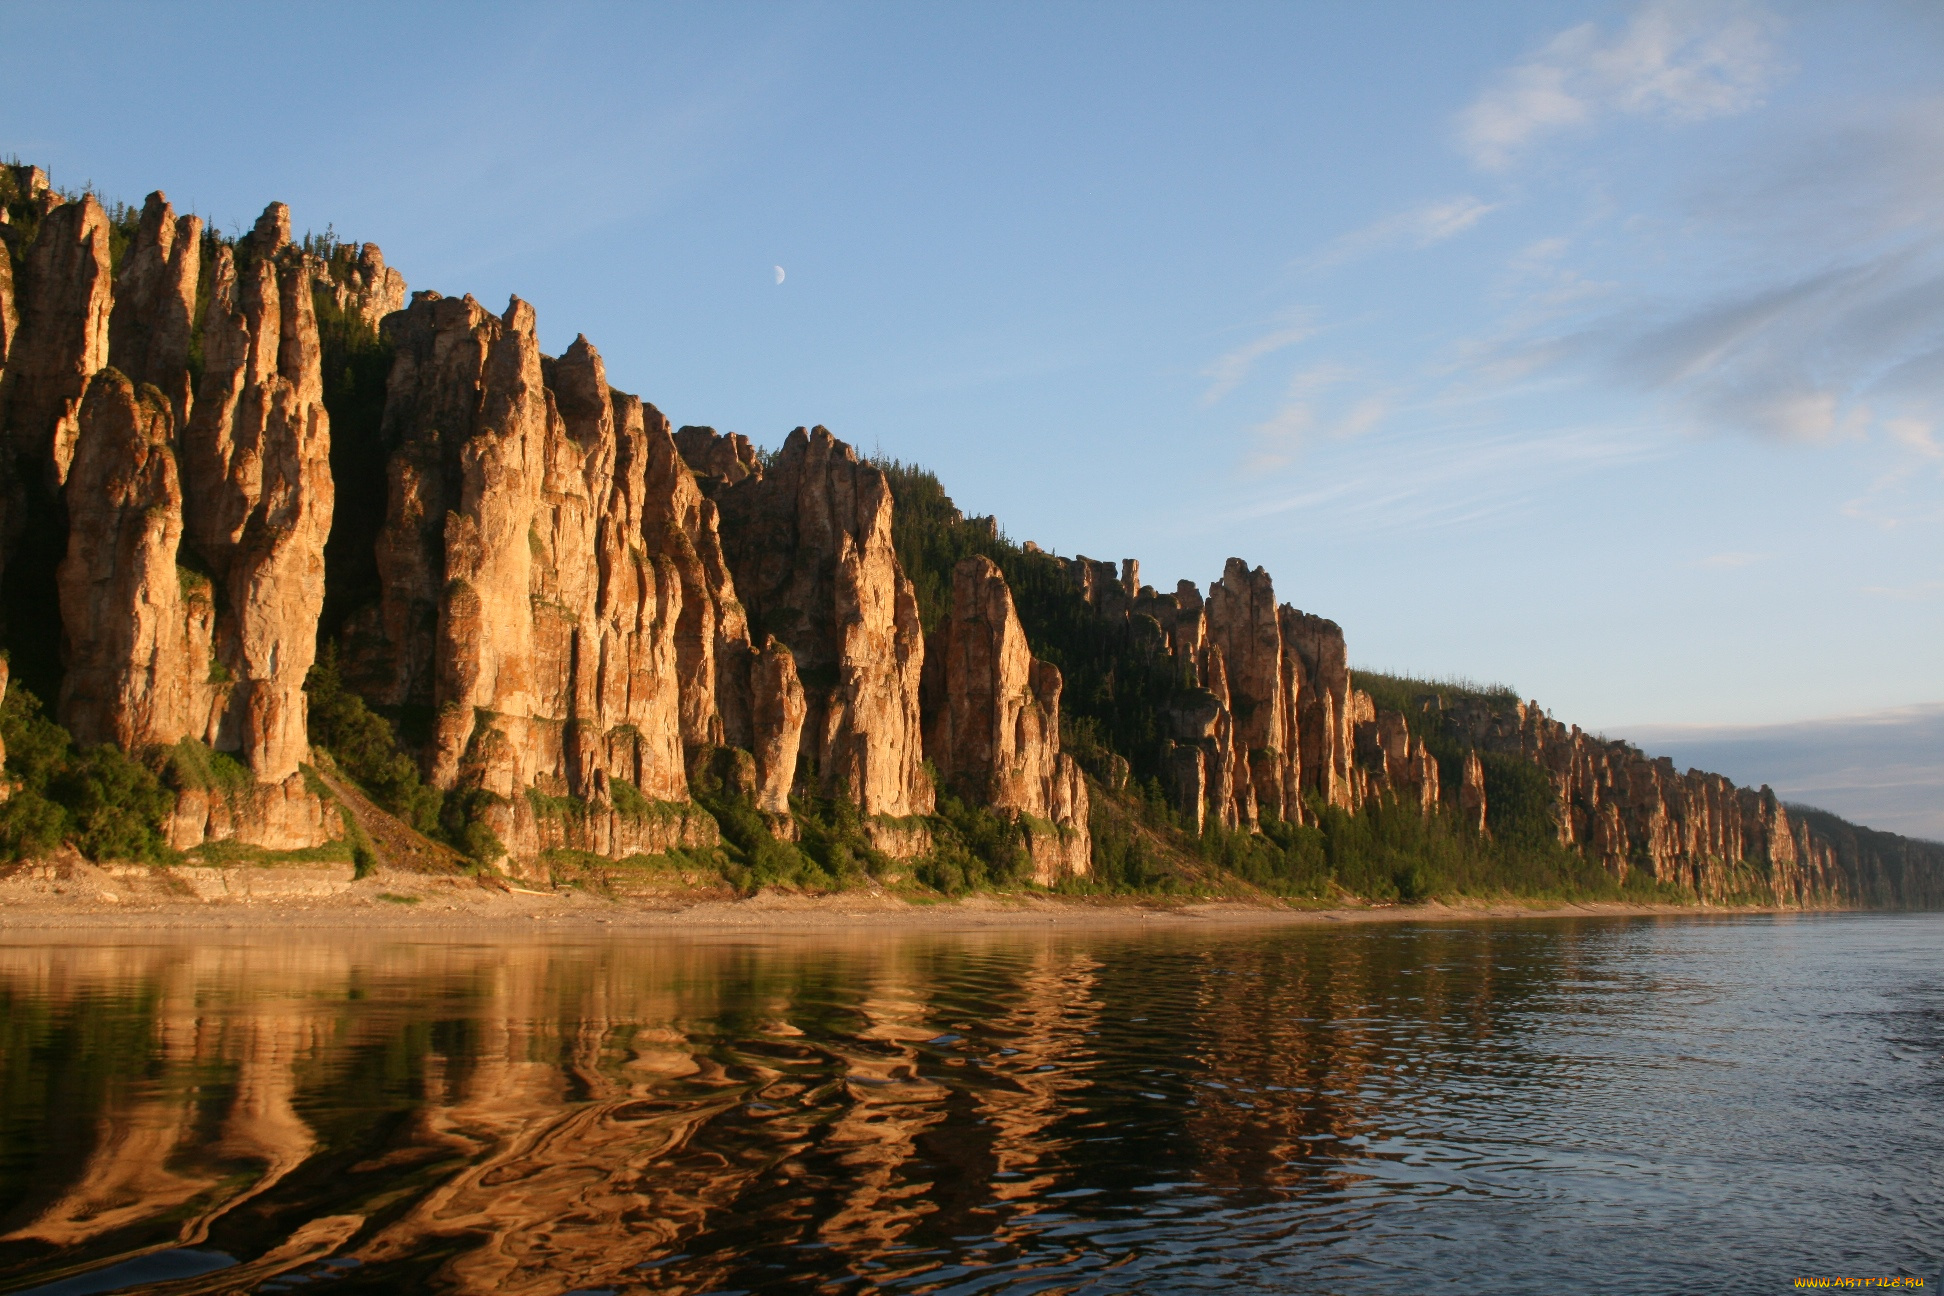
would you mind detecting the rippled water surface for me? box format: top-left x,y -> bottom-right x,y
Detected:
0,913 -> 1937,1295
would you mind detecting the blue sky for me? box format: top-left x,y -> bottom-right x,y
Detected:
4,1 -> 1940,745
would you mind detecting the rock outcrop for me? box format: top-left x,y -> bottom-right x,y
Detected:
750,636 -> 807,816
1280,609 -> 1355,815
674,425 -> 760,487
1436,694 -> 1837,903
700,426 -> 934,822
1350,691 -> 1441,813
0,211 -> 16,376
106,192 -> 200,426
924,556 -> 1090,883
178,204 -> 334,784
640,412 -> 754,757
56,370 -> 211,753
0,191 -> 112,488
0,187 -> 340,851
1065,553 -> 1359,832
1458,749 -> 1487,834
1204,559 -> 1303,827
356,294 -> 710,872
311,242 -> 405,331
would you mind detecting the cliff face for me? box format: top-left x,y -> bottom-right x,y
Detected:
178,204 -> 333,785
923,556 -> 1089,883
3,161 -> 1939,906
311,242 -> 404,332
105,192 -> 200,426
700,426 -> 933,821
1063,553 -> 1363,834
1438,696 -> 1836,903
0,181 -> 339,851
0,187 -> 112,491
56,370 -> 211,754
351,294 -> 713,871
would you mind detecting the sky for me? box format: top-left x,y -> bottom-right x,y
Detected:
3,1 -> 1940,828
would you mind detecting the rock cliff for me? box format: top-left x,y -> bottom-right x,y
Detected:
105,192 -> 200,426
694,426 -> 934,821
311,241 -> 405,332
0,185 -> 112,492
56,369 -> 210,754
351,295 -> 711,872
1063,553 -> 1361,833
177,204 -> 333,785
2,161 -> 1938,908
923,556 -> 1089,883
0,181 -> 338,851
1437,694 -> 1836,904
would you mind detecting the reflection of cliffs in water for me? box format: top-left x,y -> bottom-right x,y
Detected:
0,944 -> 329,1274
1170,928 -> 1560,1199
0,932 -> 1576,1293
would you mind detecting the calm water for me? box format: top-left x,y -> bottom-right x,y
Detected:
0,914 -> 1936,1296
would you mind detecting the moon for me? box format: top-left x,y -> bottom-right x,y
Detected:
773,265 -> 785,285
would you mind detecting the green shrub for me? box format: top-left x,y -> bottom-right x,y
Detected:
305,647 -> 443,834
794,794 -> 887,886
0,685 -> 174,862
164,738 -> 252,793
1479,753 -> 1562,850
687,747 -> 834,892
440,787 -> 505,866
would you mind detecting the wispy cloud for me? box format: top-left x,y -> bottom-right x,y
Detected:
1606,251 -> 1944,444
1240,365 -> 1387,473
1309,195 -> 1502,269
1460,0 -> 1785,170
1886,418 -> 1943,459
1234,419 -> 1667,534
1200,318 -> 1318,405
1454,101 -> 1944,454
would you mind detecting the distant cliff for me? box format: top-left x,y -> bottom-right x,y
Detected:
1,162 -> 1937,907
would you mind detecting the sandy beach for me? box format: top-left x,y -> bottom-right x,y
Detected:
0,855 -> 1815,934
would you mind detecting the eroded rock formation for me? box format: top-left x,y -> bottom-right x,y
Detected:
355,295 -> 712,871
699,426 -> 934,821
4,160 -> 1939,906
750,635 -> 807,817
56,370 -> 210,753
1350,691 -> 1441,813
106,192 -> 200,425
312,242 -> 405,331
178,204 -> 334,784
0,186 -> 343,850
1066,552 -> 1361,833
1440,695 -> 1834,903
924,556 -> 1089,883
0,190 -> 112,488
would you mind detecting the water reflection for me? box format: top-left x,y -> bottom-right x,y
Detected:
0,916 -> 1937,1293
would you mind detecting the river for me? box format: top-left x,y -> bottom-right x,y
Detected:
0,912 -> 1936,1294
